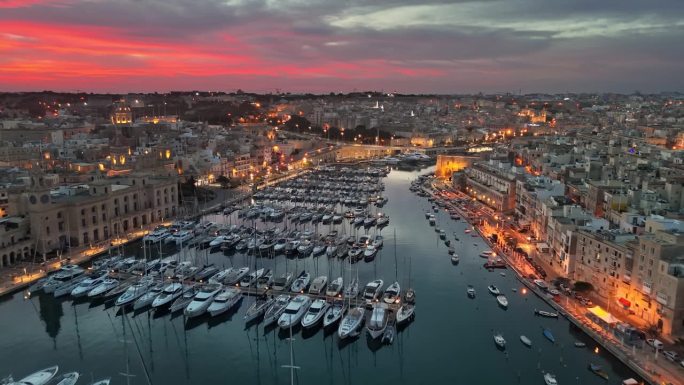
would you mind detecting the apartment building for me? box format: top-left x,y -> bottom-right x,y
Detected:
464,159 -> 519,212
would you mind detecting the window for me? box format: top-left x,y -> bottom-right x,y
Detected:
92,216 -> 97,225
83,232 -> 89,244
81,218 -> 86,227
91,206 -> 96,213
46,226 -> 50,236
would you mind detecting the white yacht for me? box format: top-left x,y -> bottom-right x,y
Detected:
343,278 -> 359,298
87,278 -> 120,298
133,282 -> 164,310
244,296 -> 275,323
70,272 -> 108,297
224,267 -> 249,286
301,299 -> 330,328
272,272 -> 293,291
323,299 -> 347,328
169,285 -> 199,313
239,268 -> 264,287
169,230 -> 194,245
207,287 -> 242,316
466,286 -> 476,298
363,279 -> 384,304
115,278 -> 154,307
4,366 -> 59,385
209,268 -> 232,284
256,269 -> 273,290
273,238 -> 288,253
479,250 -> 495,258
184,283 -> 223,318
143,228 -> 169,243
277,294 -> 312,330
263,294 -> 290,326
382,281 -> 401,304
290,271 -> 311,293
151,282 -> 186,309
366,303 -> 389,339
326,277 -> 343,297
43,265 -> 85,294
338,306 -> 366,339
308,275 -> 328,295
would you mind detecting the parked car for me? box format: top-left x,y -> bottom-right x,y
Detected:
662,350 -> 679,362
646,338 -> 664,351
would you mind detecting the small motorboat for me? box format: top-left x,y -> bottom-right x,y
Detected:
543,372 -> 558,385
151,282 -> 186,309
487,285 -> 500,295
535,309 -> 559,318
588,363 -> 609,380
88,379 -> 111,385
55,372 -> 79,385
404,287 -> 416,304
543,328 -> 555,344
382,322 -> 396,344
466,286 -> 476,298
4,366 -> 59,385
395,304 -> 415,324
450,254 -> 459,264
574,342 -> 587,348
496,295 -> 508,308
520,335 -> 532,347
493,333 -> 506,349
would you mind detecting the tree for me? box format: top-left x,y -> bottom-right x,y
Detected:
216,175 -> 230,187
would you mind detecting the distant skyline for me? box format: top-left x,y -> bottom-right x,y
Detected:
1,0 -> 683,94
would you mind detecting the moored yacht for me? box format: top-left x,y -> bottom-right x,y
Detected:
69,271 -> 108,297
396,303 -> 415,324
4,365 -> 59,385
244,296 -> 275,323
87,278 -> 120,298
323,298 -> 347,328
290,271 -> 311,293
366,303 -> 389,339
343,278 -> 359,298
115,278 -> 154,307
272,272 -> 293,291
326,276 -> 343,297
487,285 -> 500,295
239,268 -> 264,287
224,267 -> 249,286
207,287 -> 242,316
184,283 -> 223,318
382,281 -> 401,304
301,299 -> 330,328
43,265 -> 86,294
338,306 -> 365,339
133,282 -> 164,310
363,279 -> 384,304
263,294 -> 290,326
277,294 -> 312,330
308,275 -> 328,295
151,282 -> 186,309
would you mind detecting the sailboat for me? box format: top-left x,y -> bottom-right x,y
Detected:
337,306 -> 365,339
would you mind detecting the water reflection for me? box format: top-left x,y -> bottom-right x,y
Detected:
37,293 -> 63,344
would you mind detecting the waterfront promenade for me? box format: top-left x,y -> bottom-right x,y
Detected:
423,179 -> 683,385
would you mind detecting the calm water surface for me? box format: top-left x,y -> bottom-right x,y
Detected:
0,167 -> 639,384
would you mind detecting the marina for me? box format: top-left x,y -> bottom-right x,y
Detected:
0,165 -> 643,385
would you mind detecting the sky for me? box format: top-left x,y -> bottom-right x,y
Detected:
0,0 -> 682,94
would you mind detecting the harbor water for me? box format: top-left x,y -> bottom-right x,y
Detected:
0,167 -> 640,384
